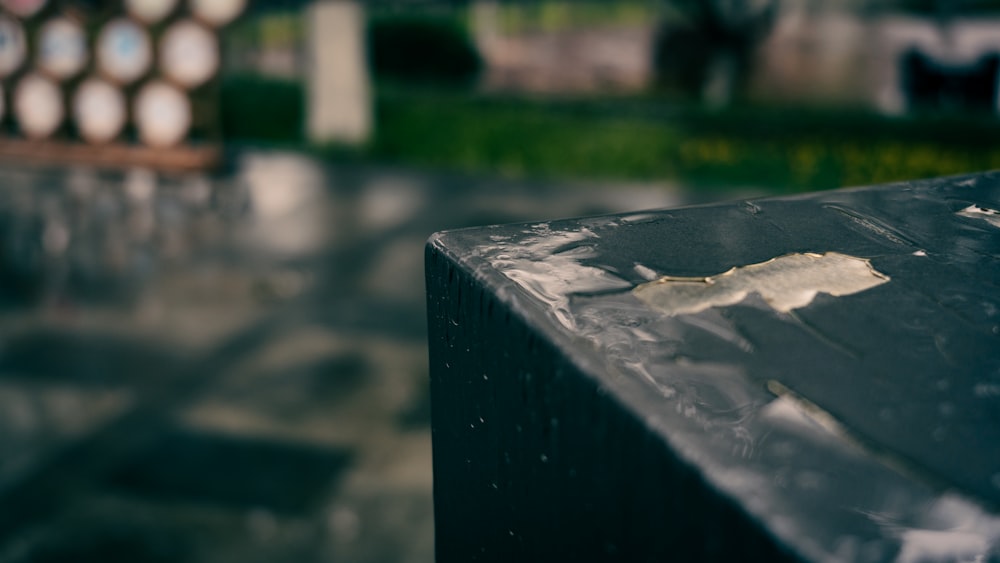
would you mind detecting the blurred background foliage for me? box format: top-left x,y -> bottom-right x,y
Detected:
219,0 -> 1000,193
367,15 -> 482,84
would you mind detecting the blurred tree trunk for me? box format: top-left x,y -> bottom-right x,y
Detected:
306,0 -> 371,145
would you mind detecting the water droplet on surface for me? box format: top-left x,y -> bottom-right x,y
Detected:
974,383 -> 1000,398
795,471 -> 826,491
773,472 -> 789,488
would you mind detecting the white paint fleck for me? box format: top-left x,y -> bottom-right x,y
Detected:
633,252 -> 889,316
973,383 -> 1000,398
958,204 -> 1000,228
762,382 -> 852,441
633,263 -> 659,281
620,213 -> 659,223
893,494 -> 1000,563
897,530 -> 987,563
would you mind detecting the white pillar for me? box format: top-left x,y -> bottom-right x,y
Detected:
306,0 -> 372,145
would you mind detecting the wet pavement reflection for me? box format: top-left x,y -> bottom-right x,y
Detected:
0,150 -> 683,563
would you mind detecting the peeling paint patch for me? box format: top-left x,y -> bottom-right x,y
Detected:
478,224 -> 632,330
958,205 -> 1000,228
633,252 -> 889,316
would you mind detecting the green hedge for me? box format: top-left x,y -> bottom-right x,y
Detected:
220,75 -> 304,143
216,75 -> 1000,193
370,94 -> 1000,192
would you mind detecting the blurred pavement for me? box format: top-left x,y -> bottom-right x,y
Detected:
0,150 -> 684,563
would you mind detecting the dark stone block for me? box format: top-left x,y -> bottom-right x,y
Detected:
426,173 -> 1000,562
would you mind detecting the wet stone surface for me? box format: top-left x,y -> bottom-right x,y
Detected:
0,151 -> 682,563
427,172 -> 1000,562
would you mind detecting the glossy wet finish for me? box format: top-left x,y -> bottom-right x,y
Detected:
427,172 -> 1000,562
0,152 -> 682,563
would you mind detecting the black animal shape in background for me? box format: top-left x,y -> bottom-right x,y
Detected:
902,49 -> 1000,112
